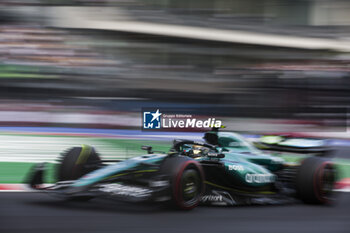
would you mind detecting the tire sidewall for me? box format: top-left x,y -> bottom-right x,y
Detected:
296,157 -> 336,204
160,156 -> 205,210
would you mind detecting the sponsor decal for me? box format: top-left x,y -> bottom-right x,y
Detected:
228,164 -> 244,171
207,152 -> 220,157
201,195 -> 223,202
245,173 -> 276,183
201,190 -> 236,205
142,109 -> 222,130
99,183 -> 151,198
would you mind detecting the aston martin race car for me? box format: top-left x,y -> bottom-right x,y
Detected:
27,129 -> 337,210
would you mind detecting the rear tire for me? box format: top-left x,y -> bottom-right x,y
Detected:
296,157 -> 336,204
160,156 -> 205,210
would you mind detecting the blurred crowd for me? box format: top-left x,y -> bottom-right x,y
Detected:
0,0 -> 350,132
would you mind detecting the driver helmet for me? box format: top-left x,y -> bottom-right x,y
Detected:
203,131 -> 218,145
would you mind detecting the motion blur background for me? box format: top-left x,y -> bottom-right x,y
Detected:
2,0 -> 350,173
1,2 -> 350,233
1,0 -> 350,133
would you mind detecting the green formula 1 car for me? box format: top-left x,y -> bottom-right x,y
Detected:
28,129 -> 337,210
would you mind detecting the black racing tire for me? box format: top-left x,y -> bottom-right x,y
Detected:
57,145 -> 101,181
296,156 -> 336,204
160,156 -> 205,210
57,145 -> 102,202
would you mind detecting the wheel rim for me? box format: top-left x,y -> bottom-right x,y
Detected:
320,164 -> 336,199
181,169 -> 201,205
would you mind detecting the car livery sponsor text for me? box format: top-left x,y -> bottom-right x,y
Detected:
245,173 -> 276,183
99,183 -> 152,198
201,195 -> 223,202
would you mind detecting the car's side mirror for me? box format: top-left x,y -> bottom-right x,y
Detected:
217,153 -> 225,158
141,145 -> 153,154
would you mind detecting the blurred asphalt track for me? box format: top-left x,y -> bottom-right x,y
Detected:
0,193 -> 349,233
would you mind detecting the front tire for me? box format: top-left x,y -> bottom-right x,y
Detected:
57,145 -> 101,181
160,157 -> 205,210
57,145 -> 101,201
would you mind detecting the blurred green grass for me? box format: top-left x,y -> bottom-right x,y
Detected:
0,137 -> 349,183
0,137 -> 171,183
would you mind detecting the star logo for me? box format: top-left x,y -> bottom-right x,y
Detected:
150,109 -> 162,122
143,109 -> 162,129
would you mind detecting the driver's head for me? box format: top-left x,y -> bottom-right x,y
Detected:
203,131 -> 218,145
